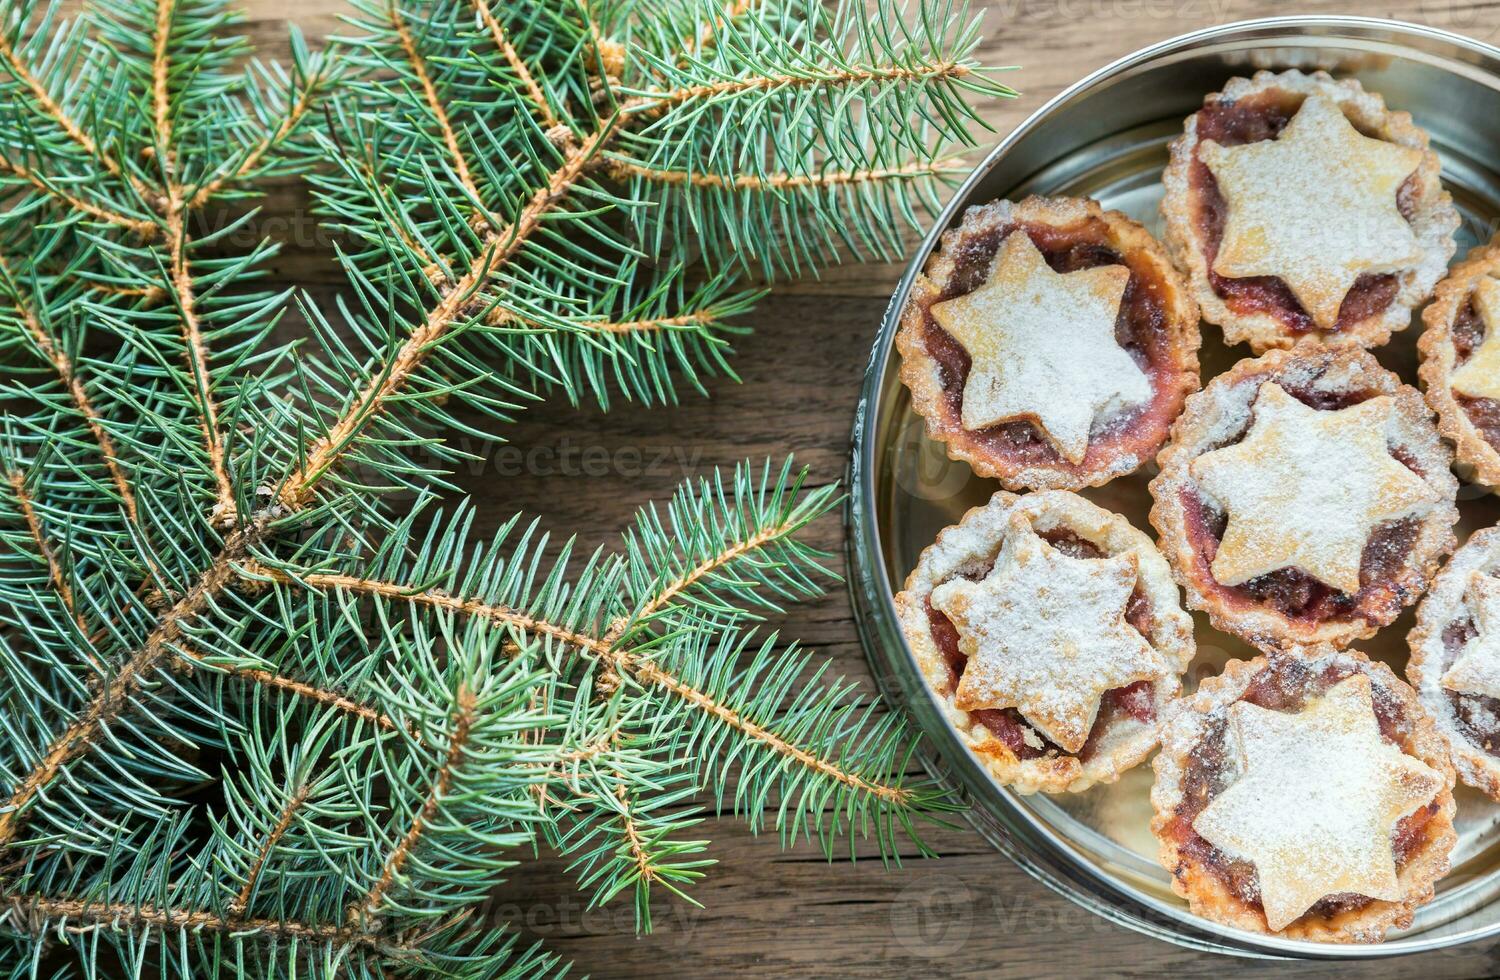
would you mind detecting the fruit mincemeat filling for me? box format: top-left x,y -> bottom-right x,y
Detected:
924,528 -> 1157,761
1166,657 -> 1440,921
1179,375 -> 1423,625
1189,89 -> 1416,333
920,217 -> 1181,470
1442,617 -> 1500,756
1452,296 -> 1500,446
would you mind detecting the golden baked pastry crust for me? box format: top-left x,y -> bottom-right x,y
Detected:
896,195 -> 1199,491
1149,347 -> 1458,651
1151,650 -> 1457,943
1407,526 -> 1500,801
1417,237 -> 1500,489
1161,69 -> 1457,353
893,490 -> 1194,794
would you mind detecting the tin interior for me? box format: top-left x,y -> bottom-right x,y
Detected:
849,17 -> 1500,959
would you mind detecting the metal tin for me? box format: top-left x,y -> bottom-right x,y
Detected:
847,16 -> 1500,959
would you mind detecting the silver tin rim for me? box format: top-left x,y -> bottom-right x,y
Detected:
846,15 -> 1500,960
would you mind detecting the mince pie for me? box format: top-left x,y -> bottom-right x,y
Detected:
1151,347 -> 1458,650
1418,236 -> 1500,488
894,489 -> 1195,794
1161,69 -> 1458,353
896,195 -> 1200,491
1152,649 -> 1456,943
1408,527 -> 1500,801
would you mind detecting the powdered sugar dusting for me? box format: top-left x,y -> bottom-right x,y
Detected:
1193,674 -> 1444,930
931,511 -> 1170,753
1202,94 -> 1424,330
1190,382 -> 1438,592
929,231 -> 1151,464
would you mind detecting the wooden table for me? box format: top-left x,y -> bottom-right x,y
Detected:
231,1 -> 1500,975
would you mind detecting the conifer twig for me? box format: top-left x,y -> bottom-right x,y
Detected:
0,153 -> 155,233
0,253 -> 140,524
0,27 -> 125,179
185,68 -> 334,209
2,894 -> 399,952
239,565 -> 910,805
470,0 -> 560,130
389,2 -> 488,222
6,471 -> 88,637
0,518 -> 261,848
348,685 -> 476,929
603,158 -> 966,192
149,0 -> 236,525
230,784 -> 309,914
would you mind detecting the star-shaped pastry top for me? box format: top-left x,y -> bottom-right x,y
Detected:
1193,674 -> 1444,932
1202,94 -> 1425,331
928,231 -> 1151,464
1189,382 -> 1438,594
929,513 -> 1168,753
1441,572 -> 1500,700
1450,277 -> 1500,401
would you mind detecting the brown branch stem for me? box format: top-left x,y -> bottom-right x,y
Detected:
0,254 -> 141,524
170,645 -> 403,734
348,685 -> 477,929
0,153 -> 154,234
6,472 -> 89,639
242,564 -> 909,805
0,519 -> 261,848
231,785 -> 310,914
163,205 -> 235,525
1,894 -> 397,952
633,61 -> 972,112
390,3 -> 488,223
604,157 -> 965,192
471,0 -> 561,130
151,0 -> 177,168
186,71 -> 328,210
277,117 -> 621,509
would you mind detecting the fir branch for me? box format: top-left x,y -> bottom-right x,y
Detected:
279,118 -> 620,507
603,155 -> 967,191
229,783 -> 309,914
173,643 -> 404,733
0,153 -> 155,233
629,60 -> 979,109
2,893 -> 395,951
149,0 -> 237,524
470,0 -> 560,130
5,469 -> 87,636
0,24 -> 124,179
185,46 -> 337,208
161,209 -> 236,525
348,683 -> 477,929
238,566 -> 909,808
684,0 -> 759,58
0,252 -> 140,524
0,516 -> 259,849
389,1 -> 488,222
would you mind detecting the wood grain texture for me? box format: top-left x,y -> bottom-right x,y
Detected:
227,1 -> 1500,975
